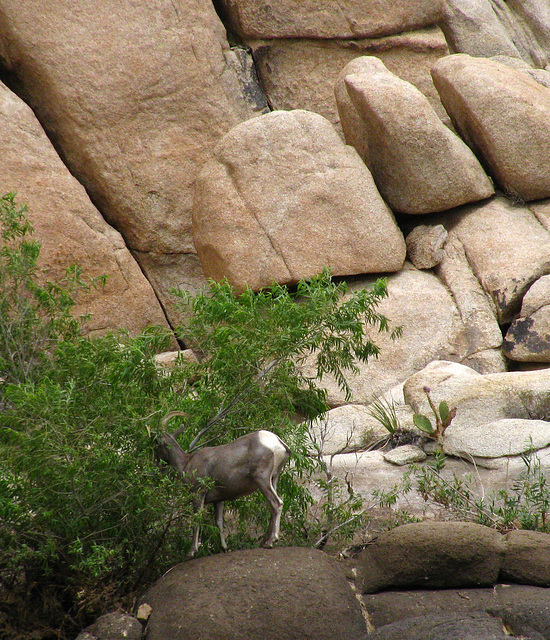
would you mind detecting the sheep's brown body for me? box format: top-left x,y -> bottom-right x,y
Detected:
156,412 -> 291,558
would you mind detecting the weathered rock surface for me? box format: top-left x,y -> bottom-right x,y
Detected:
502,530 -> 550,587
310,265 -> 503,406
435,233 -> 504,363
308,404 -> 389,455
342,60 -> 494,214
404,360 -> 550,460
140,547 -> 366,640
317,442 -> 550,524
440,0 -> 550,68
491,54 -> 550,89
0,0 -> 267,322
335,56 -> 386,165
361,584 -> 550,640
440,0 -> 527,60
251,28 -> 449,129
504,275 -> 550,362
76,612 -> 143,640
357,522 -> 550,594
432,54 -> 550,201
358,522 -> 504,593
193,109 -> 406,290
444,418 -> 550,460
405,360 -> 550,422
218,0 -> 445,39
405,225 -> 448,270
0,81 -> 168,336
365,611 -> 516,640
383,444 -> 427,466
434,197 -> 550,324
530,198 -> 550,232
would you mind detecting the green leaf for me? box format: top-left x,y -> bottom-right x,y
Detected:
438,401 -> 449,423
413,414 -> 435,434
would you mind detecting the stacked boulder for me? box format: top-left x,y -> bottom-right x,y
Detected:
218,0 -> 450,128
193,109 -> 405,290
0,0 -> 269,326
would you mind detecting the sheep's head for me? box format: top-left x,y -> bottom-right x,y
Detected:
153,431 -> 188,473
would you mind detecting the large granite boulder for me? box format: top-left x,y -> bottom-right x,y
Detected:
404,360 -> 550,460
364,612 -> 521,640
218,0 -> 445,39
140,547 -> 366,640
358,522 -> 504,593
342,58 -> 493,214
432,54 -> 550,201
0,81 -> 168,336
0,0 -> 267,324
501,530 -> 550,587
440,0 -> 526,60
357,522 -> 550,594
435,233 -> 503,364
193,109 -> 406,291
308,265 -> 503,407
251,28 -> 450,130
307,404 -> 391,455
404,360 -> 550,424
440,0 -> 550,67
434,197 -> 550,324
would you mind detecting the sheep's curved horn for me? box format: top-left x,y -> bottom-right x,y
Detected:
161,410 -> 189,436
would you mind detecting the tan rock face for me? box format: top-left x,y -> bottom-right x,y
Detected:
193,110 -> 406,291
432,54 -> 550,201
342,59 -> 494,214
0,82 -> 169,336
440,0 -> 525,60
335,57 -> 387,166
435,197 -> 550,324
436,235 -> 503,358
250,28 -> 450,130
307,405 -> 389,455
218,0 -> 445,39
0,0 -> 266,322
308,267 -> 471,406
404,360 -> 550,433
441,0 -> 550,68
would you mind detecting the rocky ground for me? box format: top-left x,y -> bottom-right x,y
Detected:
78,524 -> 550,640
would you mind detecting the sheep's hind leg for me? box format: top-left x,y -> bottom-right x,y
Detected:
255,476 -> 284,549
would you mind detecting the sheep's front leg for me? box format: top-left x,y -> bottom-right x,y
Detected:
214,501 -> 228,551
186,493 -> 206,559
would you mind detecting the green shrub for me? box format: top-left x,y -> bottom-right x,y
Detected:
0,195 -> 397,639
373,448 -> 550,535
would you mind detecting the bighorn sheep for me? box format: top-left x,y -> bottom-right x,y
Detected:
155,411 -> 291,558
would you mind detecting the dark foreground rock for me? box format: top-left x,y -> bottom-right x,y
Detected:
366,611 -> 515,640
140,547 -> 366,640
76,612 -> 143,640
356,521 -> 550,593
362,584 -> 550,640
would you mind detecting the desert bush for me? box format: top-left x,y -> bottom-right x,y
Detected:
0,195 -> 396,639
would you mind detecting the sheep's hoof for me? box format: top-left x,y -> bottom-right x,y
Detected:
260,540 -> 274,549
